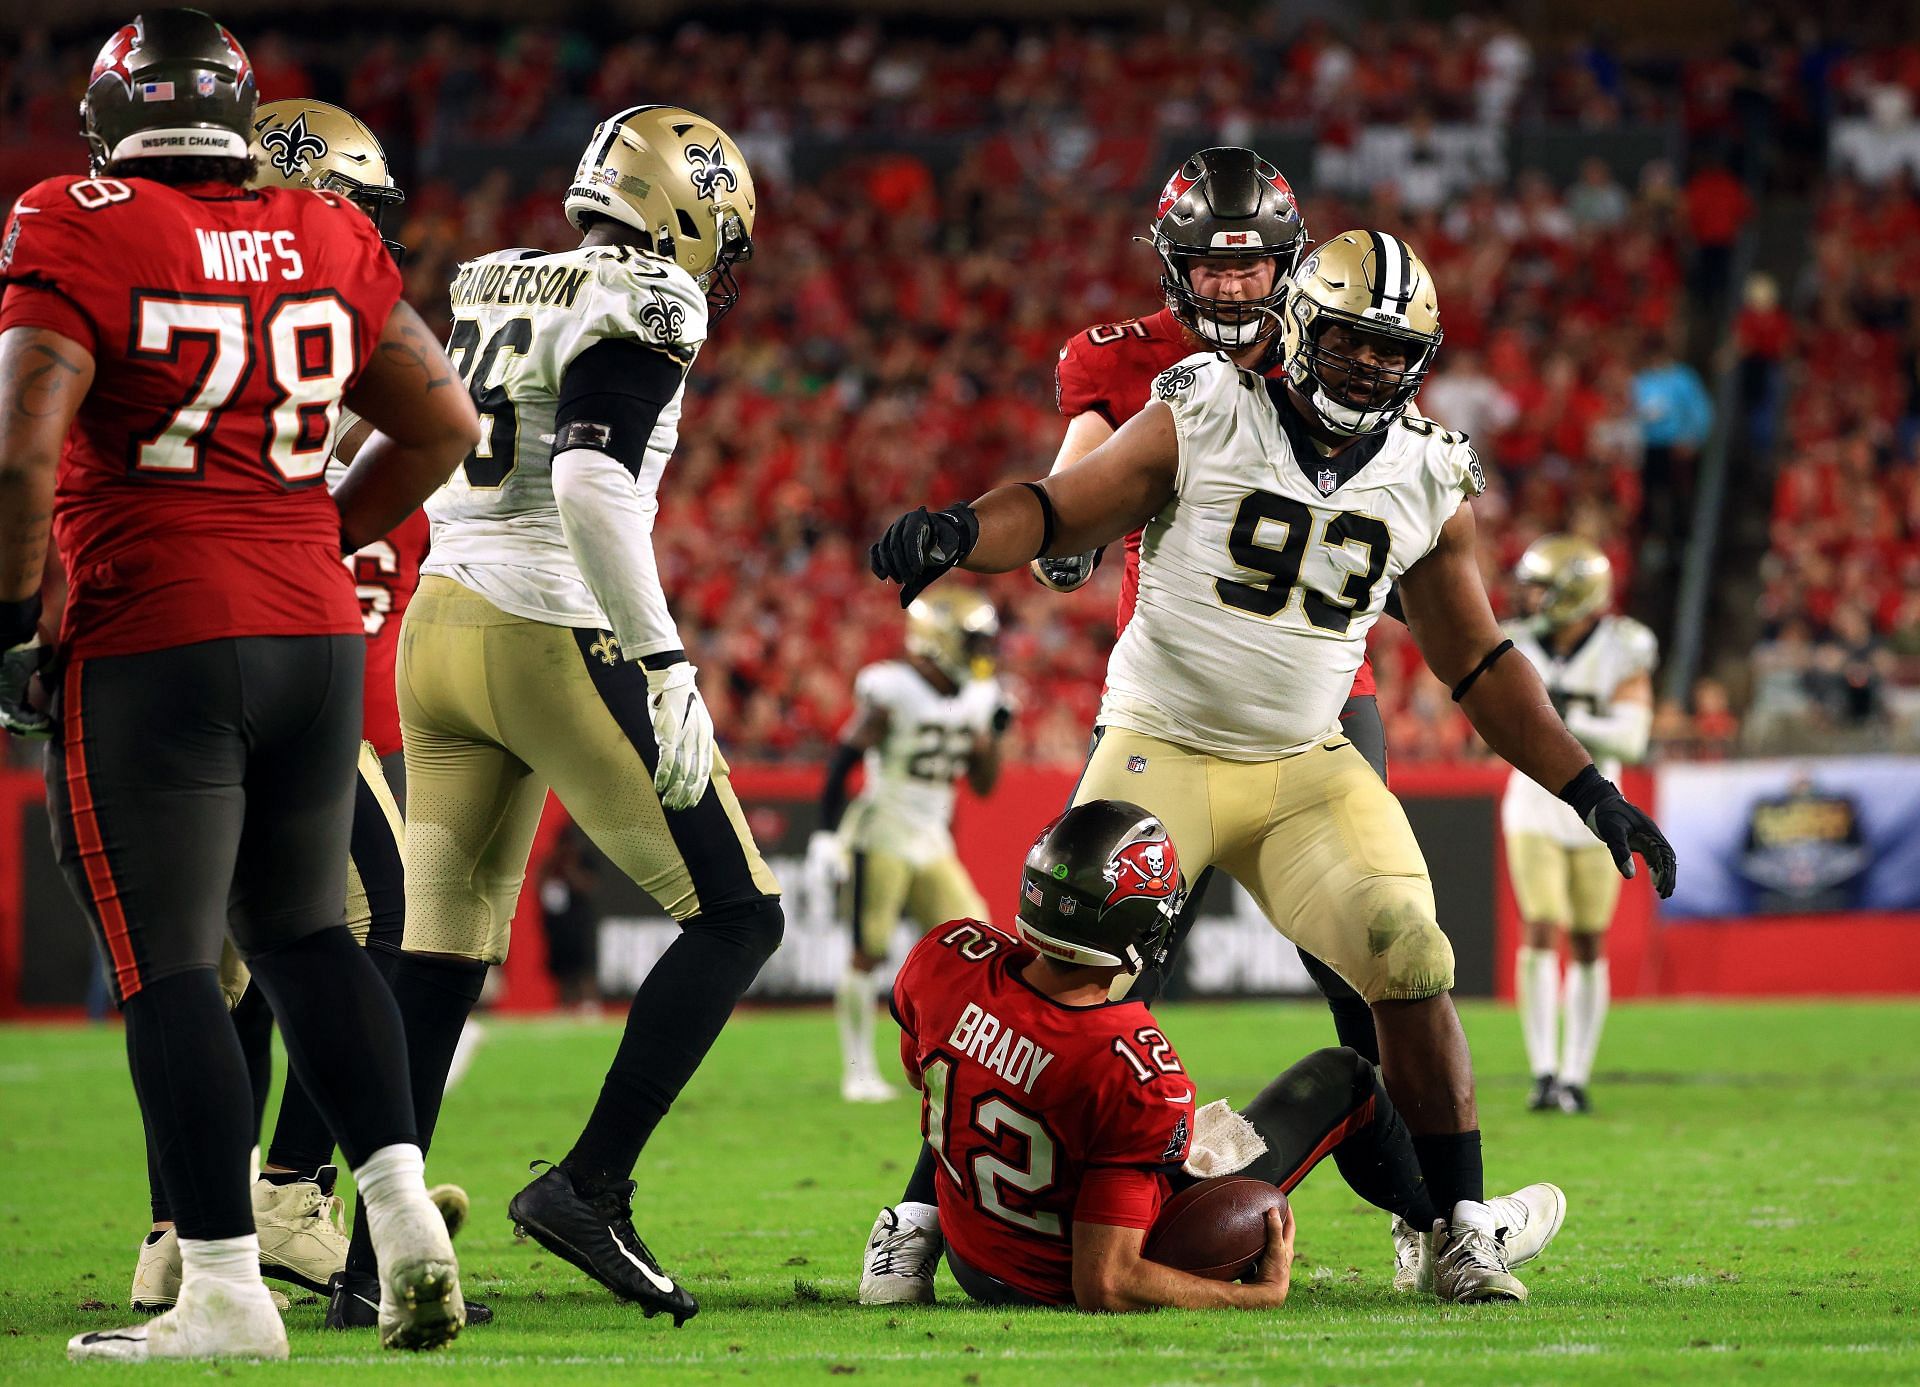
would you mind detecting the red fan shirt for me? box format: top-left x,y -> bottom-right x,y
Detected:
1054,308 -> 1377,699
893,920 -> 1195,1306
0,175 -> 402,659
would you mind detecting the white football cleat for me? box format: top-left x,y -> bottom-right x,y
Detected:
254,1166 -> 350,1293
1389,1215 -> 1432,1294
1433,1201 -> 1528,1304
1490,1182 -> 1566,1269
842,1072 -> 901,1104
72,1277 -> 288,1362
859,1205 -> 940,1306
370,1190 -> 465,1350
131,1229 -> 181,1313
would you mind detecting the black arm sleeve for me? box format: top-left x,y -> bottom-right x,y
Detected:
819,742 -> 862,832
552,337 -> 686,478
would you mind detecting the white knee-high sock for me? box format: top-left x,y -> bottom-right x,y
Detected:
178,1233 -> 267,1294
1516,946 -> 1561,1079
1561,959 -> 1610,1086
835,968 -> 876,1077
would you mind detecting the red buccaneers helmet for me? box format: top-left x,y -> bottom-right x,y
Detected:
1149,147 -> 1309,351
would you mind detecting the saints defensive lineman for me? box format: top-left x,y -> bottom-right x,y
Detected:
351,107 -> 780,1325
873,230 -> 1676,1303
808,591 -> 1010,1102
1502,536 -> 1656,1115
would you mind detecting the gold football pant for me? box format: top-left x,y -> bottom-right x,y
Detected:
396,577 -> 778,964
1506,832 -> 1621,934
217,740 -> 404,1008
1073,726 -> 1453,1003
847,849 -> 990,959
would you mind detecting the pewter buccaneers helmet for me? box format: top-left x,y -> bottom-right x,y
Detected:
249,99 -> 406,259
1515,535 -> 1613,627
564,105 -> 757,320
1148,147 -> 1308,351
1015,801 -> 1185,973
905,590 -> 999,682
1282,229 -> 1443,437
81,7 -> 257,174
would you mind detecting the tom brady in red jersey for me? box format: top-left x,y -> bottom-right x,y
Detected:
881,801 -> 1565,1311
0,7 -> 478,1362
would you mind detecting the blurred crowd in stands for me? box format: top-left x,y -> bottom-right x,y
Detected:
8,9 -> 1920,763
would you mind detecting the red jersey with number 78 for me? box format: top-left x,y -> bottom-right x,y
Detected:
0,175 -> 402,659
1055,308 -> 1376,699
892,920 -> 1195,1305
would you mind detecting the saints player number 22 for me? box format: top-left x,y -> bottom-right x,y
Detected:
1217,490 -> 1391,634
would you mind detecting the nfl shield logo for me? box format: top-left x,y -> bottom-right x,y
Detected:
1057,895 -> 1078,916
1126,755 -> 1148,774
196,72 -> 217,96
1317,468 -> 1338,495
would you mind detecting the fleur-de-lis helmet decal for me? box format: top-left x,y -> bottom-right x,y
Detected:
258,112 -> 328,180
684,138 -> 739,202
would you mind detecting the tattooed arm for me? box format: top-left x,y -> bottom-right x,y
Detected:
0,326 -> 92,607
334,300 -> 480,551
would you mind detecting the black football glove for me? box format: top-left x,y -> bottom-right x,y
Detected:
1030,547 -> 1104,593
869,503 -> 979,607
1559,765 -> 1677,898
0,638 -> 56,741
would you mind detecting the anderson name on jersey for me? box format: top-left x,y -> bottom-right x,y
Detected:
843,661 -> 1004,865
422,243 -> 705,632
1102,351 -> 1483,760
1500,615 -> 1658,846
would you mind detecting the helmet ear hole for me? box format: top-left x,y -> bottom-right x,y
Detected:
676,208 -> 701,241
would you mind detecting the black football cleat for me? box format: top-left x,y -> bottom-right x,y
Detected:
508,1161 -> 697,1326
324,1270 -> 491,1329
1557,1082 -> 1592,1115
1527,1074 -> 1560,1112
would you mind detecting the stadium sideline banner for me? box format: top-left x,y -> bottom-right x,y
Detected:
1656,757 -> 1920,919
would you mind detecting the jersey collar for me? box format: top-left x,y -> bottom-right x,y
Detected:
1264,378 -> 1390,497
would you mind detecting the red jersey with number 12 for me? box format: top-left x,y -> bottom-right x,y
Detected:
0,175 -> 402,658
892,920 -> 1195,1305
1054,308 -> 1375,699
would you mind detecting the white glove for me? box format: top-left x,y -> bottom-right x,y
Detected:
646,662 -> 715,811
806,830 -> 848,901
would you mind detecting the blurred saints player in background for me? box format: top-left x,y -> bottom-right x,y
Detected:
1502,536 -> 1656,1115
123,96 -> 463,1327
341,105 -> 778,1327
808,590 -> 1011,1102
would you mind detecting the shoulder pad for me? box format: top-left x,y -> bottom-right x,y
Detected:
1151,350 -> 1231,407
586,251 -> 707,358
1613,617 -> 1659,668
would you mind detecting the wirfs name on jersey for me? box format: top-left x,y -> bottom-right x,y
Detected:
947,1003 -> 1057,1095
194,228 -> 305,283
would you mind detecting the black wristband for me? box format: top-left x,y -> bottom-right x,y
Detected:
1018,482 -> 1057,561
0,594 -> 43,649
1557,764 -> 1617,818
1449,638 -> 1513,703
639,649 -> 687,671
935,502 -> 980,565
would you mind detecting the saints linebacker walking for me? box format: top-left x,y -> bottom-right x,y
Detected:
809,590 -> 1010,1102
873,230 -> 1677,1302
1502,536 -> 1656,1115
343,106 -> 780,1325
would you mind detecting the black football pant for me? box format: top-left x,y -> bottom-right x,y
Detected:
48,636 -> 415,1240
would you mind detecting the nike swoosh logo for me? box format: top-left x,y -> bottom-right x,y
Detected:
352,1292 -> 379,1311
608,1227 -> 675,1295
1165,1088 -> 1194,1104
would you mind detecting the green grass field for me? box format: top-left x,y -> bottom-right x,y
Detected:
2,998 -> 1917,1384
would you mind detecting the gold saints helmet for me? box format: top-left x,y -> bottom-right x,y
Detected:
1515,534 -> 1613,628
249,99 -> 405,259
1281,229 -> 1442,437
563,105 -> 756,320
906,590 -> 1000,682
